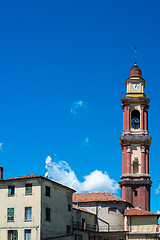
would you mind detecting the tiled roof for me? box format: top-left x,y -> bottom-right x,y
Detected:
124,208 -> 160,216
73,192 -> 130,203
0,174 -> 76,192
72,204 -> 96,215
1,174 -> 41,181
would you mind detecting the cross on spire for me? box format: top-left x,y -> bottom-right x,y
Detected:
135,47 -> 137,66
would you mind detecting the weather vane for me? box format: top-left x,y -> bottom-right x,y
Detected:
135,47 -> 137,66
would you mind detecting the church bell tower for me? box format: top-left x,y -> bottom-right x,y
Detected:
119,62 -> 152,211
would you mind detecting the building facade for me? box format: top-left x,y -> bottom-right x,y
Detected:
124,208 -> 160,240
0,174 -> 75,240
119,64 -> 152,211
73,192 -> 132,232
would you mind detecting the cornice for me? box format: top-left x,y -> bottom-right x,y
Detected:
121,97 -> 150,105
120,135 -> 152,147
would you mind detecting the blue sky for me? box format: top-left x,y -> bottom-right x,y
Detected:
0,0 -> 160,212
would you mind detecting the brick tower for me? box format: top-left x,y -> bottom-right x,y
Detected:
119,63 -> 152,211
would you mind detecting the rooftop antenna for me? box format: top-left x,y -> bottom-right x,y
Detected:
135,47 -> 137,66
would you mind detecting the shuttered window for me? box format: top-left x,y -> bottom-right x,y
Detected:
8,230 -> 18,240
8,186 -> 15,196
7,208 -> 14,222
24,229 -> 31,240
25,184 -> 32,195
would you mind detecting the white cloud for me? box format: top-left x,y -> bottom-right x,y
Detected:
45,156 -> 52,166
45,156 -> 119,193
155,185 -> 160,194
0,143 -> 3,151
82,170 -> 119,193
71,100 -> 87,115
157,210 -> 160,214
82,137 -> 89,146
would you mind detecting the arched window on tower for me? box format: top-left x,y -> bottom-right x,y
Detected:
133,161 -> 139,174
131,110 -> 140,129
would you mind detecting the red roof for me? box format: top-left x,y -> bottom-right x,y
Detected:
129,65 -> 142,78
73,192 -> 131,204
0,174 -> 76,192
124,208 -> 160,216
72,204 -> 96,215
1,174 -> 41,181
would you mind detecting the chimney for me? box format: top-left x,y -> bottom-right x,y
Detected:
0,167 -> 3,179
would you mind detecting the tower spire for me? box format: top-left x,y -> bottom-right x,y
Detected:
135,47 -> 137,66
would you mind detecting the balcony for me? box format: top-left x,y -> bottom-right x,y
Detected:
99,225 -> 124,232
73,222 -> 97,232
73,222 -> 124,232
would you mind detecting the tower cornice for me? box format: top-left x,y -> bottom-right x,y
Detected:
120,135 -> 152,147
119,179 -> 152,186
121,97 -> 150,106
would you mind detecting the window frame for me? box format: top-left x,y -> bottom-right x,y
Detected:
8,230 -> 18,240
108,207 -> 117,213
25,184 -> 32,195
45,186 -> 50,197
7,208 -> 14,222
66,224 -> 71,233
68,204 -> 72,212
46,207 -> 51,221
8,185 -> 15,197
24,229 -> 31,240
25,207 -> 32,222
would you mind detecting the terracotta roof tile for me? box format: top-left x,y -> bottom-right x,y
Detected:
0,174 -> 76,192
72,204 -> 96,215
1,174 -> 41,181
124,208 -> 160,216
73,192 -> 130,203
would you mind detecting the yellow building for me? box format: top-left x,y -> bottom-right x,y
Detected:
124,208 -> 160,240
0,174 -> 75,240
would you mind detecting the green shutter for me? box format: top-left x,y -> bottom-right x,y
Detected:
13,230 -> 18,240
7,208 -> 10,218
25,184 -> 32,195
7,208 -> 14,221
8,186 -> 11,196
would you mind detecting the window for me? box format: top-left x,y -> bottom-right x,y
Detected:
135,190 -> 138,197
46,208 -> 50,221
25,207 -> 32,221
8,230 -> 18,240
133,162 -> 139,174
82,218 -> 85,228
7,208 -> 14,222
45,186 -> 50,197
66,225 -> 71,233
131,110 -> 140,129
8,185 -> 15,196
24,230 -> 31,240
68,204 -> 72,211
75,234 -> 83,240
25,184 -> 32,195
108,207 -> 117,213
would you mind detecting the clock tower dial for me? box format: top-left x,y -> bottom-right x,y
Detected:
132,83 -> 139,90
119,64 -> 152,211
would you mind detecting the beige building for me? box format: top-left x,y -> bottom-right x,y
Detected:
0,174 -> 75,240
124,208 -> 160,240
73,192 -> 132,232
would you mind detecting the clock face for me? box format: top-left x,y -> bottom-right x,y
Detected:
132,83 -> 139,91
